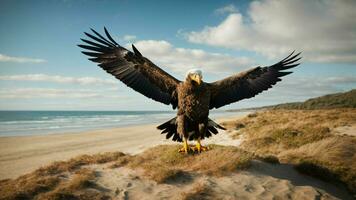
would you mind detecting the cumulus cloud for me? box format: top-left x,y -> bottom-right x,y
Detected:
186,0 -> 356,63
0,54 -> 46,63
215,4 -> 238,15
0,74 -> 117,86
131,40 -> 253,76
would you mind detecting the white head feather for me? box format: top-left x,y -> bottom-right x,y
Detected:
185,68 -> 202,78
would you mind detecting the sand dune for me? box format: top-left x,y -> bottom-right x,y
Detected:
91,160 -> 350,200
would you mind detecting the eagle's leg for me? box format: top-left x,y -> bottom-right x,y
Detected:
177,115 -> 191,154
194,138 -> 209,153
178,137 -> 190,154
194,121 -> 209,153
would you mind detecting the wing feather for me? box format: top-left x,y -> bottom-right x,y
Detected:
209,52 -> 301,109
79,28 -> 180,108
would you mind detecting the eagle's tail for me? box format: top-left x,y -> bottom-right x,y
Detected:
157,117 -> 226,142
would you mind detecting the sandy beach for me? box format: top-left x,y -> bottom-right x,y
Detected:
0,115 -> 242,180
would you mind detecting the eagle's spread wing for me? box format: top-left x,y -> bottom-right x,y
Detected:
78,28 -> 180,108
209,52 -> 301,109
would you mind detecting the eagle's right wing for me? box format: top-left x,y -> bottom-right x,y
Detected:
78,28 -> 180,109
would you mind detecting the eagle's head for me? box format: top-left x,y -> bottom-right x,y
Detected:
186,69 -> 203,85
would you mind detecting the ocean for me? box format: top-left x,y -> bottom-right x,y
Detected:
0,110 -> 244,137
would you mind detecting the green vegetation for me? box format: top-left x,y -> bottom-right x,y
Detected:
272,89 -> 356,109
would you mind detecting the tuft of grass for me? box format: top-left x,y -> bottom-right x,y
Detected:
256,155 -> 280,164
180,183 -> 214,200
295,160 -> 342,183
148,168 -> 187,183
125,145 -> 253,182
35,152 -> 125,176
0,152 -> 124,200
109,155 -> 133,169
37,168 -> 106,200
0,173 -> 61,200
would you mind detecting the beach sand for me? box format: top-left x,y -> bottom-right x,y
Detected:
0,114 -> 353,199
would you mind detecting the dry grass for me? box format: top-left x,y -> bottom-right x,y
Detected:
223,109 -> 355,152
36,168 -> 108,200
180,182 -> 214,200
0,152 -> 124,200
0,174 -> 60,200
223,108 -> 356,193
0,146 -> 253,199
125,145 -> 253,183
35,152 -> 125,176
280,136 -> 356,192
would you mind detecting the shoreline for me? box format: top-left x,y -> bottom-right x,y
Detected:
0,110 -> 248,137
0,114 -> 246,180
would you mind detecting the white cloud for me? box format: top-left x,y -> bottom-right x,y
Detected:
215,4 -> 238,15
122,35 -> 137,41
0,74 -> 117,86
131,40 -> 253,76
186,0 -> 356,63
0,88 -> 126,99
0,54 -> 46,63
324,76 -> 356,84
0,88 -> 99,99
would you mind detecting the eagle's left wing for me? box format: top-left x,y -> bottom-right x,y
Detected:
209,52 -> 301,109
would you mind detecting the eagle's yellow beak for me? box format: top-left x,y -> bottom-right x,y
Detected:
191,74 -> 202,85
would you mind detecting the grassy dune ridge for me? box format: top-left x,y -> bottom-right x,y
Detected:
124,145 -> 252,183
222,108 -> 356,193
0,145 -> 252,200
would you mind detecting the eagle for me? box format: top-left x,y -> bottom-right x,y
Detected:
78,28 -> 301,154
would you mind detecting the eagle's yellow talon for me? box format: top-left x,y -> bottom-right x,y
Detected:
193,138 -> 209,153
178,146 -> 195,154
179,137 -> 191,154
193,145 -> 209,153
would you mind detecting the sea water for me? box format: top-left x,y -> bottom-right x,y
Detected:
0,110 -> 244,136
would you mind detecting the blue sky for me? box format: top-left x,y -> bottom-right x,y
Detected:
0,0 -> 355,111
